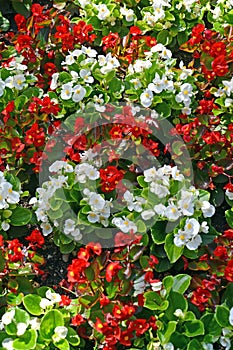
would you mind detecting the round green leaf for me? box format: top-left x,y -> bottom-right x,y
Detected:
39,309 -> 64,341
23,295 -> 43,316
10,207 -> 32,226
13,329 -> 37,350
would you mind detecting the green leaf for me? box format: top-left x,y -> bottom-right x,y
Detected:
157,29 -> 172,45
54,338 -> 70,350
172,274 -> 191,294
184,320 -> 204,337
12,309 -> 29,326
164,233 -> 183,263
13,329 -> 37,350
11,1 -> 31,17
59,241 -> 76,254
226,209 -> 233,228
215,305 -> 230,328
10,207 -> 32,226
87,15 -> 101,29
165,291 -> 187,321
156,102 -> 171,118
137,176 -> 148,188
187,339 -> 202,350
66,327 -> 80,346
0,13 -> 10,31
144,291 -> 169,311
14,96 -> 28,111
158,321 -> 177,345
200,313 -> 222,337
23,295 -> 43,316
151,222 -> 167,244
40,309 -> 64,341
6,293 -> 23,306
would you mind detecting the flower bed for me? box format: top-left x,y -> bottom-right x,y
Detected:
1,1 -> 233,349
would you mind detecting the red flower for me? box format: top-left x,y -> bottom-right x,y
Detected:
212,55 -> 229,76
7,239 -> 24,262
25,229 -> 45,248
102,32 -> 120,51
40,96 -> 60,115
190,287 -> 211,311
225,259 -> 233,282
210,42 -> 226,57
86,242 -> 102,256
145,36 -> 157,47
109,126 -> 123,139
59,295 -> 71,307
11,138 -> 25,153
128,319 -> 149,336
14,14 -> 27,32
44,63 -> 57,77
72,314 -> 85,326
73,135 -> 88,151
99,166 -> 124,192
119,330 -> 133,346
223,228 -> 233,239
130,26 -> 142,36
106,262 -> 122,282
15,34 -> 33,52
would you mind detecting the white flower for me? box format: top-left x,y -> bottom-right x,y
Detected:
89,193 -> 105,210
220,336 -> 231,350
148,73 -> 164,93
70,228 -> 82,239
64,219 -> 76,234
0,79 -> 5,96
2,182 -> 20,204
49,160 -> 73,173
174,229 -> 190,247
141,209 -> 155,220
87,212 -> 100,223
80,69 -> 94,84
201,201 -> 215,218
41,222 -> 53,236
171,166 -> 184,181
1,309 -> 15,325
61,82 -> 73,100
184,218 -> 200,236
174,309 -> 185,318
140,89 -> 153,107
154,204 -> 166,216
163,343 -> 174,350
61,54 -> 75,66
130,78 -> 142,90
179,61 -> 192,80
1,221 -> 10,231
226,189 -> 233,200
175,83 -> 193,105
17,323 -> 27,336
178,198 -> 194,216
112,216 -> 137,233
186,234 -> 202,250
165,205 -> 181,221
96,4 -> 110,20
85,165 -> 99,180
120,7 -> 134,22
72,85 -> 86,102
144,167 -> 157,182
40,298 -> 53,309
200,221 -> 209,233
2,338 -> 14,350
9,74 -> 26,90
46,289 -> 62,303
150,182 -> 170,198
151,280 -> 163,291
81,46 -> 97,58
50,72 -> 59,90
152,6 -> 165,21
54,326 -> 68,339
29,317 -> 40,330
